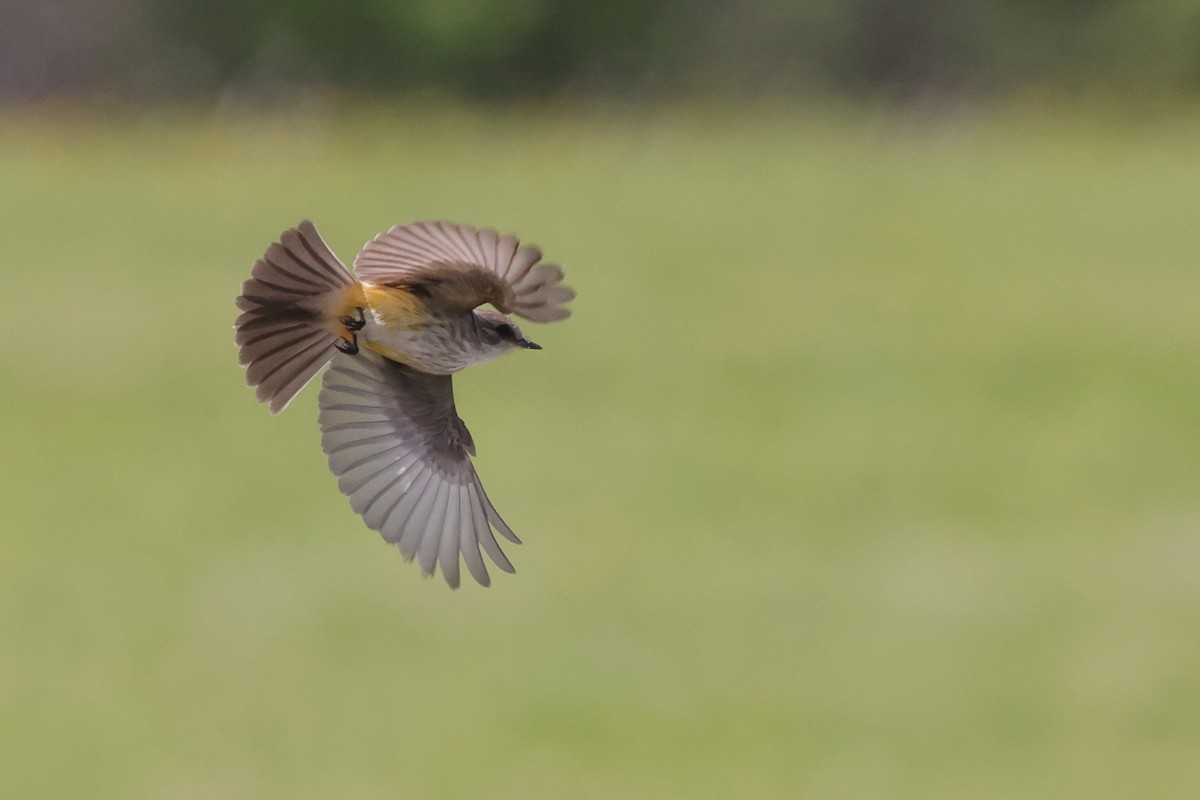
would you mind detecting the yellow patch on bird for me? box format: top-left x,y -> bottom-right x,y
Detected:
361,283 -> 430,330
315,283 -> 369,340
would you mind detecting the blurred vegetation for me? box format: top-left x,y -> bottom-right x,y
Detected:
1,105 -> 1199,797
4,0 -> 1200,102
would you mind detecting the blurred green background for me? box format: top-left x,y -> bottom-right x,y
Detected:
3,2 -> 1200,799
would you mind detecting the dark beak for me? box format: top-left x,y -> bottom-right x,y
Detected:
518,338 -> 542,350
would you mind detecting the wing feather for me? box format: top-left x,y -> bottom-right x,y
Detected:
437,485 -> 463,588
474,474 -> 520,545
459,488 -> 490,587
319,351 -> 520,586
469,484 -> 516,574
418,479 -> 451,576
353,220 -> 573,322
362,454 -> 423,534
389,468 -> 437,552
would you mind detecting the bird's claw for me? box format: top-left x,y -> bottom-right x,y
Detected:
334,307 -> 364,354
341,307 -> 366,331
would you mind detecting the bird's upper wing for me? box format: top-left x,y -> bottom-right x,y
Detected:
318,350 -> 520,588
353,220 -> 574,322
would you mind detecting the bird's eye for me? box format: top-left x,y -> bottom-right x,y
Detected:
495,324 -> 514,340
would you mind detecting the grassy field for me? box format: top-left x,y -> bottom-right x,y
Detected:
1,102 -> 1198,798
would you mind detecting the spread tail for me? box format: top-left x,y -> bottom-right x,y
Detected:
235,221 -> 364,414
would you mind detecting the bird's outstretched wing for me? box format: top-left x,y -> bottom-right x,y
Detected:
353,221 -> 574,322
318,350 -> 520,588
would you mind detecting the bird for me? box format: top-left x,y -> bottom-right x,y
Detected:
234,220 -> 573,588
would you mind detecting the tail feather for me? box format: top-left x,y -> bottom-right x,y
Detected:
235,221 -> 361,414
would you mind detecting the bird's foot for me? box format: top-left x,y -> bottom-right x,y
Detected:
334,307 -> 364,354
341,307 -> 366,331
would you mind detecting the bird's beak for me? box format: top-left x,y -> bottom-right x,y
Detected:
518,338 -> 542,350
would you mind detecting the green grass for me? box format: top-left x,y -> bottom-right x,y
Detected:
1,102 -> 1199,798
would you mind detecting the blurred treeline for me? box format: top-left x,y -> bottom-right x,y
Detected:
4,0 -> 1200,102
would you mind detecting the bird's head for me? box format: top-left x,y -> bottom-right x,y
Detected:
473,308 -> 541,355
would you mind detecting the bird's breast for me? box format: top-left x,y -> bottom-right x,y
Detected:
359,286 -> 483,374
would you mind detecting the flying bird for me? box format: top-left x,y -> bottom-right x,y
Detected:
234,220 -> 573,587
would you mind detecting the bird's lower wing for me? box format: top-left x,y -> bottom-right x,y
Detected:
318,351 -> 520,588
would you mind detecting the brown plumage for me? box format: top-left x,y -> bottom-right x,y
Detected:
234,220 -> 573,587
234,221 -> 362,414
354,220 -> 572,321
